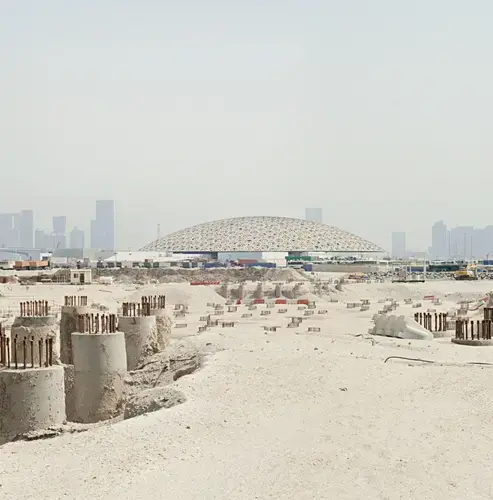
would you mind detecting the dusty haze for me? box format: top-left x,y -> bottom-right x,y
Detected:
1,1 -> 492,249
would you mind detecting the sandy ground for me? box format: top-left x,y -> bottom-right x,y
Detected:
1,278 -> 493,499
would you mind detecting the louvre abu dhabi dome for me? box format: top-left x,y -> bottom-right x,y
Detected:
140,216 -> 383,253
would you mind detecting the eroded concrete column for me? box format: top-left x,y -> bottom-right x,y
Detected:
60,304 -> 91,364
72,332 -> 127,423
118,315 -> 158,370
11,315 -> 59,365
0,366 -> 65,445
141,295 -> 170,350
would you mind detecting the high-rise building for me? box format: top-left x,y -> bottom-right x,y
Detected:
391,231 -> 406,258
0,214 -> 14,247
17,210 -> 33,248
90,219 -> 99,249
70,227 -> 85,249
472,228 -> 486,259
449,226 -> 474,259
52,216 -> 66,235
35,229 -> 56,249
305,208 -> 323,224
34,229 -> 46,249
431,221 -> 448,259
6,227 -> 19,247
92,200 -> 115,250
51,216 -> 67,249
484,226 -> 493,259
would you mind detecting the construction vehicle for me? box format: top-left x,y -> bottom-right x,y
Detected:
454,264 -> 479,281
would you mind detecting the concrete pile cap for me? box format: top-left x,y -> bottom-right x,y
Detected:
71,332 -> 126,423
0,365 -> 66,445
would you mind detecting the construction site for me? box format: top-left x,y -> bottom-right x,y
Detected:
0,269 -> 493,498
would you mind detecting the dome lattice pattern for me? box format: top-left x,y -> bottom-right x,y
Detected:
140,216 -> 383,253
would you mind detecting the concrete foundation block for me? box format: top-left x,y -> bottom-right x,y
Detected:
118,316 -> 158,371
11,315 -> 59,365
0,365 -> 65,445
149,308 -> 172,350
60,305 -> 91,364
72,332 -> 127,423
63,364 -> 76,422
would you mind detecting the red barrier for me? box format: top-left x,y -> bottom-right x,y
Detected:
190,281 -> 221,286
275,299 -> 287,304
253,299 -> 265,304
423,295 -> 435,300
297,299 -> 309,305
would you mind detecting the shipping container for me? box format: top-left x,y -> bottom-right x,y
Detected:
246,262 -> 276,268
204,262 -> 225,268
238,259 -> 259,265
190,281 -> 221,285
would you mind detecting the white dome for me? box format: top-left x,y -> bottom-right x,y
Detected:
140,216 -> 383,253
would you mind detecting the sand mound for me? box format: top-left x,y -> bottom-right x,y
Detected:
262,268 -> 308,282
126,283 -> 225,309
124,387 -> 186,419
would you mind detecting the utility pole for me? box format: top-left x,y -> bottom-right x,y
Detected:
156,224 -> 161,241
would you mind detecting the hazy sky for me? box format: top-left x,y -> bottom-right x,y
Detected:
1,1 -> 492,251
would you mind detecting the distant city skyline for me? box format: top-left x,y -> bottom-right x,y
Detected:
392,221 -> 493,260
0,200 -> 115,252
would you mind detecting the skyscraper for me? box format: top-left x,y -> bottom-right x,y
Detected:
70,227 -> 85,249
52,216 -> 67,235
305,208 -> 323,224
92,200 -> 115,250
52,216 -> 67,249
0,214 -> 14,247
449,226 -> 474,259
34,229 -> 46,249
391,231 -> 406,258
431,220 -> 448,259
18,210 -> 33,248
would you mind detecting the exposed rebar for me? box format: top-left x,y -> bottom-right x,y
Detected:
64,295 -> 88,307
141,295 -> 166,310
19,300 -> 50,317
77,313 -> 118,334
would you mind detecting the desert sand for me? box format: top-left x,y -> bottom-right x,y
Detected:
1,275 -> 493,499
